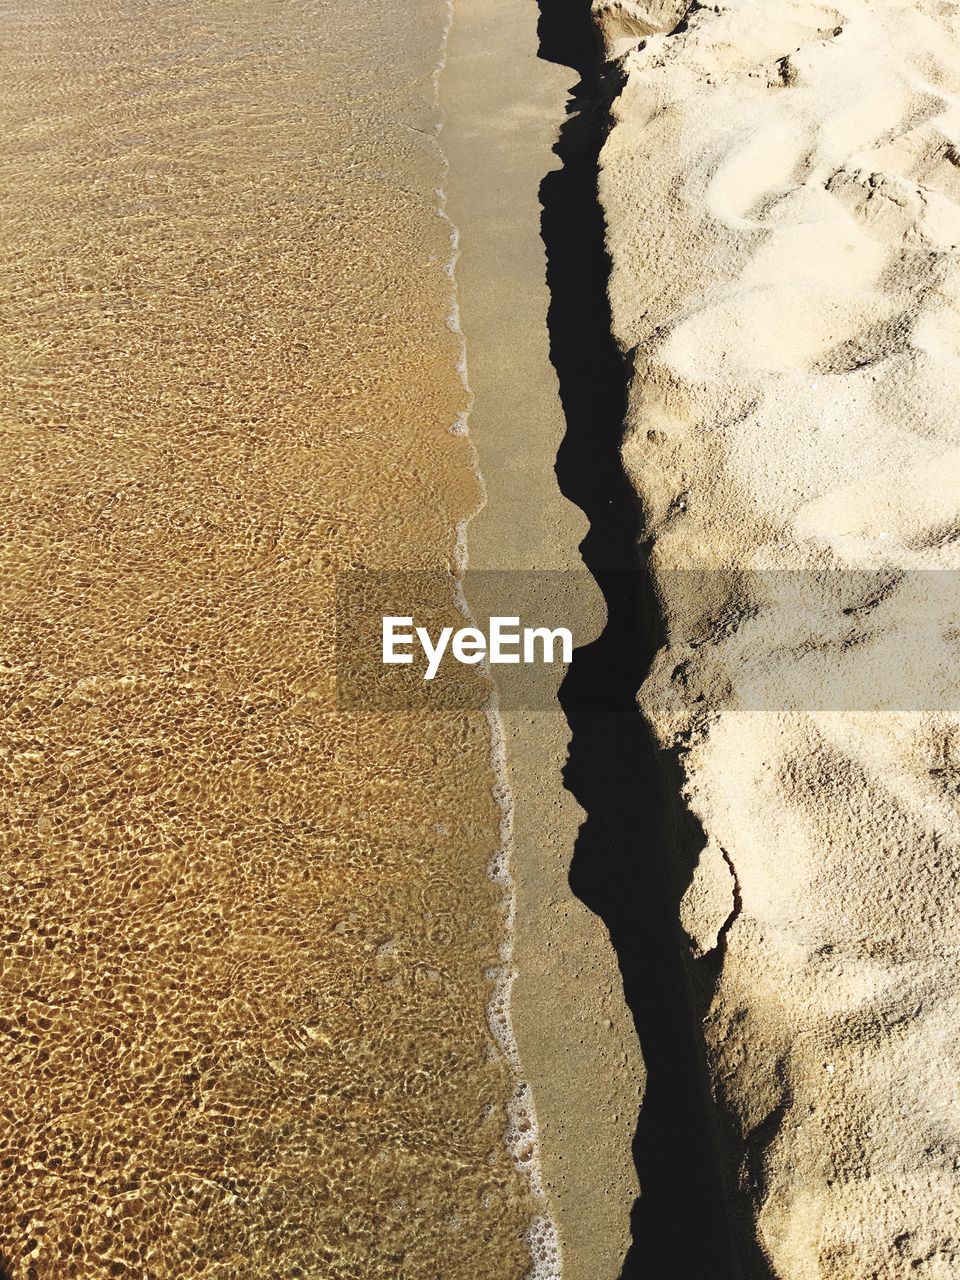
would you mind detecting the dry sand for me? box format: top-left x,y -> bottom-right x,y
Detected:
597,0 -> 960,1273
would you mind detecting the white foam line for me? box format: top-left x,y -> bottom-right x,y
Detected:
429,5 -> 562,1278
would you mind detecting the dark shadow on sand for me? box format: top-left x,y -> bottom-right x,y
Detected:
536,2 -> 768,1275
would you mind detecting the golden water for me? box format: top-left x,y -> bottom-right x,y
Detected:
0,0 -> 532,1274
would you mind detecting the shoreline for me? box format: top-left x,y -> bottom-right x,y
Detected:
434,0 -> 560,1263
442,2 -> 646,1277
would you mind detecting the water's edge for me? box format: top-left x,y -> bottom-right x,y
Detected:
434,3 -> 561,1275
441,0 -> 647,1277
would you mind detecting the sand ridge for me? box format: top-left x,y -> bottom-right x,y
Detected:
597,0 -> 960,1272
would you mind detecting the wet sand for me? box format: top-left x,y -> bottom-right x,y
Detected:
443,3 -> 646,1277
0,0 -> 537,1275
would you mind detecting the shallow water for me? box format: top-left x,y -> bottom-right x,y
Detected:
0,0 -> 533,1274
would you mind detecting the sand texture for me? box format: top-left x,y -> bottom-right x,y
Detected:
598,0 -> 960,1273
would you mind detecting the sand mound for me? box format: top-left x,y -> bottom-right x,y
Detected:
598,0 -> 960,1271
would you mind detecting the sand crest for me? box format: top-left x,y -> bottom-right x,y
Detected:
598,0 -> 960,1271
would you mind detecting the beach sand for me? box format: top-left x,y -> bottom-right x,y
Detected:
443,1 -> 646,1276
7,0 -> 958,1270
597,0 -> 960,1272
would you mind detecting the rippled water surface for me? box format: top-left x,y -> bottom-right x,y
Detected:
0,0 -> 532,1274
